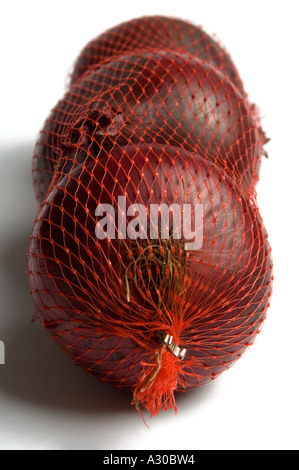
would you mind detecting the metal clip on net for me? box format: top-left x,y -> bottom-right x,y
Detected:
162,334 -> 186,360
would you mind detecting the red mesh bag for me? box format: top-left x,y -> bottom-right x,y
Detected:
27,16 -> 273,417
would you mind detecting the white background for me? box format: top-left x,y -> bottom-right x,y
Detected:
0,0 -> 298,450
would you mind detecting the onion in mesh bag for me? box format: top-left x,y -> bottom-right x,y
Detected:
70,15 -> 246,94
28,142 -> 272,415
28,16 -> 273,417
33,51 -> 263,203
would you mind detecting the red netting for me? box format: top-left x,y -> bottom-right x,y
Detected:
27,16 -> 273,418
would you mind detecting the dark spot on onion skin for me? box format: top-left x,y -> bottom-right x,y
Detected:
95,111 -> 124,137
111,351 -> 125,361
61,107 -> 124,152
